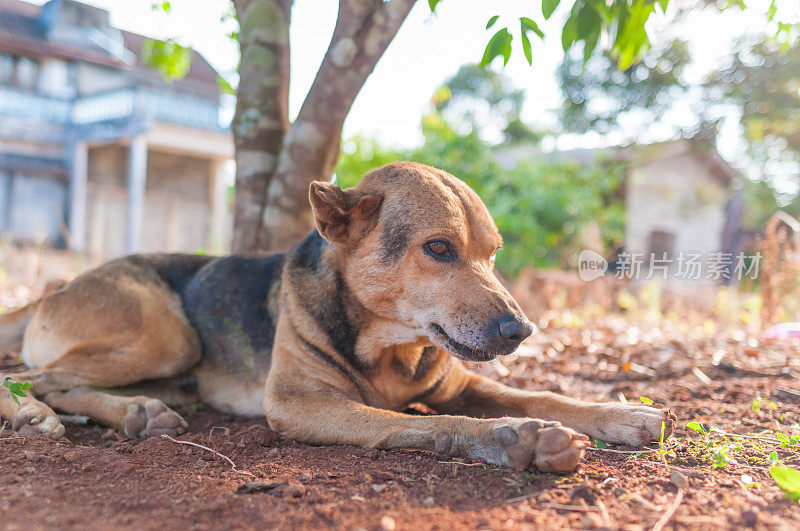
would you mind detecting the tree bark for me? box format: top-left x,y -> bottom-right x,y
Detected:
233,0 -> 416,253
230,0 -> 292,253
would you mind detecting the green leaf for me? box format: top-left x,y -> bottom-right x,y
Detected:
583,31 -> 599,63
612,0 -> 655,70
561,14 -> 577,52
480,28 -> 513,67
752,397 -> 762,411
595,439 -> 609,448
428,0 -> 442,13
3,378 -> 32,406
217,76 -> 235,96
576,4 -> 601,39
658,0 -> 669,13
518,17 -> 543,66
778,433 -> 791,447
152,1 -> 171,13
486,15 -> 500,30
771,466 -> 800,500
543,0 -> 561,20
712,453 -> 729,468
640,396 -> 653,404
686,421 -> 706,435
520,17 -> 544,39
520,29 -> 532,65
143,39 -> 192,82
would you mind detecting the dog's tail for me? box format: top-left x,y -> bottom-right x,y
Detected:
0,301 -> 39,354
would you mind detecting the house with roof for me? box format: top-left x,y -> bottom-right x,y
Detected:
0,0 -> 233,258
498,138 -> 743,282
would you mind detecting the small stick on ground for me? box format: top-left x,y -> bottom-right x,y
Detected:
161,434 -> 254,477
437,460 -> 488,467
500,489 -> 545,506
637,460 -> 706,478
540,502 -> 598,513
652,488 -> 684,531
713,431 -> 781,444
587,446 -> 662,454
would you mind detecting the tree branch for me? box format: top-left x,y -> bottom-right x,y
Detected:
261,0 -> 417,250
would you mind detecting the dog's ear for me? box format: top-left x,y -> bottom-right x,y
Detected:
309,181 -> 383,244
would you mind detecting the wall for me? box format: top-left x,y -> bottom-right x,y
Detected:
141,149 -> 211,254
85,144 -> 212,258
0,171 -> 67,245
76,63 -> 128,96
37,59 -> 75,99
625,143 -> 730,282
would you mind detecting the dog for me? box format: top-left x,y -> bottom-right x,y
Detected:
0,162 -> 674,472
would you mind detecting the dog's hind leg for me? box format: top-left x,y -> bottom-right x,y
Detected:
2,327 -> 200,437
6,338 -> 197,438
41,387 -> 188,437
0,369 -> 189,438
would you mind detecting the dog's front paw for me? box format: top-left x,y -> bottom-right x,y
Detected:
590,403 -> 676,446
12,401 -> 65,439
436,418 -> 590,472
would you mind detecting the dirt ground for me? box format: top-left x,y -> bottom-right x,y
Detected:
1,310 -> 799,530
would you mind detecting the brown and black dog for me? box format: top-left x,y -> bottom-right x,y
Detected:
0,162 -> 674,472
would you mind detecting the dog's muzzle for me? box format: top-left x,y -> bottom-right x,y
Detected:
430,314 -> 533,361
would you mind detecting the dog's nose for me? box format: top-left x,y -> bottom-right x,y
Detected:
495,314 -> 533,345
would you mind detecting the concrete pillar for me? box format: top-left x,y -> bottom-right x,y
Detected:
209,158 -> 230,253
68,141 -> 88,252
126,135 -> 147,254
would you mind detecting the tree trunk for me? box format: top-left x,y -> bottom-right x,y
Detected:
230,0 -> 292,253
231,0 -> 417,254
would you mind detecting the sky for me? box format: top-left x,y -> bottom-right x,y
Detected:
26,0 -> 798,159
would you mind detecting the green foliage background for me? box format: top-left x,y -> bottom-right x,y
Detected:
336,112 -> 626,277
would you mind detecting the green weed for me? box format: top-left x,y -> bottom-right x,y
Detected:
3,377 -> 32,405
770,466 -> 800,503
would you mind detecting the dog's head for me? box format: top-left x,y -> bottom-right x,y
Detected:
309,161 -> 533,361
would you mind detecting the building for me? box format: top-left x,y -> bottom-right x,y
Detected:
0,0 -> 233,258
498,138 -> 741,282
621,140 -> 739,278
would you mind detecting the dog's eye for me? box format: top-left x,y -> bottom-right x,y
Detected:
423,239 -> 455,262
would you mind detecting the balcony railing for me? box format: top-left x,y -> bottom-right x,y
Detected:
71,88 -> 136,125
0,86 -> 72,124
0,85 -> 225,131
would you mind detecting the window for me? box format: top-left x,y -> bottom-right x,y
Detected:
67,62 -> 77,88
0,55 -> 39,89
16,57 -> 38,89
0,54 -> 14,83
648,230 -> 676,259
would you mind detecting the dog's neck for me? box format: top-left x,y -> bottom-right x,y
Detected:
285,231 -> 431,373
